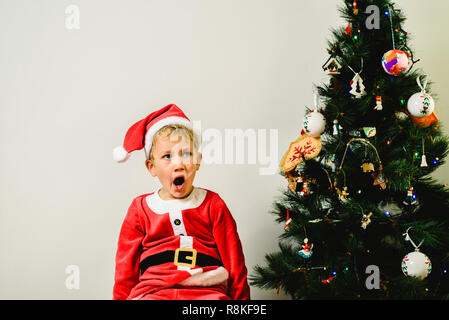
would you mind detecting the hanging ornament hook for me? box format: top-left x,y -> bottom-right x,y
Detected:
417,75 -> 428,93
312,85 -> 318,110
387,5 -> 396,50
402,227 -> 424,251
348,58 -> 364,75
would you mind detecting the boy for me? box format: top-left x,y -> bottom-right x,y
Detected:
112,104 -> 250,300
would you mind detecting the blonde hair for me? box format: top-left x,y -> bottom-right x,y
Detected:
148,124 -> 197,162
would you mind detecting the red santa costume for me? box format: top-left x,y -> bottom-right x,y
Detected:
112,104 -> 250,300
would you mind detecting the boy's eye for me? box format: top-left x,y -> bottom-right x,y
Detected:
182,151 -> 192,157
162,154 -> 171,159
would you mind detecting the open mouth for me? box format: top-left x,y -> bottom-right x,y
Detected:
173,176 -> 185,188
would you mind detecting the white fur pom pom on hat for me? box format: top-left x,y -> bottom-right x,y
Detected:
113,146 -> 130,163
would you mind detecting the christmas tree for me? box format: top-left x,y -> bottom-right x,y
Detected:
250,0 -> 449,299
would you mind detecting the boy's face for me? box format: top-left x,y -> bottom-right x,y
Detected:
146,133 -> 201,200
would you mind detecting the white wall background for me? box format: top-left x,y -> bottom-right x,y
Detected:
0,0 -> 448,299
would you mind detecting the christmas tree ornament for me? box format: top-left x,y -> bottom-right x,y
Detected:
410,112 -> 439,128
401,228 -> 432,280
280,134 -> 322,173
372,171 -> 388,189
337,186 -> 349,201
401,251 -> 432,280
403,186 -> 417,205
322,56 -> 342,75
363,127 -> 376,138
321,276 -> 336,284
345,23 -> 352,35
338,138 -> 385,189
361,212 -> 373,229
303,110 -> 326,137
275,285 -> 280,294
353,0 -> 358,15
361,162 -> 375,173
408,93 -> 434,118
381,49 -> 410,76
348,129 -> 362,137
284,208 -> 291,230
286,174 -> 298,192
303,88 -> 326,137
395,111 -> 409,120
407,76 -> 435,118
373,96 -> 383,111
333,119 -> 342,135
420,138 -> 428,167
348,59 -> 366,98
300,180 -> 310,196
298,238 -> 313,259
327,154 -> 337,172
349,73 -> 366,98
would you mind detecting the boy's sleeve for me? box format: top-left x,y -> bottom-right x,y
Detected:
211,195 -> 250,300
113,198 -> 145,300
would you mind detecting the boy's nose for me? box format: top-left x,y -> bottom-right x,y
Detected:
172,155 -> 185,168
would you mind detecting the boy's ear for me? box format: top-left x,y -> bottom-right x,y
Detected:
195,152 -> 202,171
145,159 -> 157,177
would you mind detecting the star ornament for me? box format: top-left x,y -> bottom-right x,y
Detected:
336,186 -> 349,200
361,212 -> 373,229
372,171 -> 388,189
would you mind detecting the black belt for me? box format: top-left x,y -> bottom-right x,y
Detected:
140,248 -> 223,275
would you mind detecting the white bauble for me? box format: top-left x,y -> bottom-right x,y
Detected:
303,110 -> 326,137
401,251 -> 432,280
407,92 -> 435,118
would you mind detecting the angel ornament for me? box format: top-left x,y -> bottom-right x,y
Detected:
298,238 -> 314,259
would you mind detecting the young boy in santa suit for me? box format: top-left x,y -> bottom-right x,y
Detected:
112,104 -> 250,300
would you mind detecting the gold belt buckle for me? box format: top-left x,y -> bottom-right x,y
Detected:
174,248 -> 197,268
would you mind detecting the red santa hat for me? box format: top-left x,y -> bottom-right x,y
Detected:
112,104 -> 197,163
